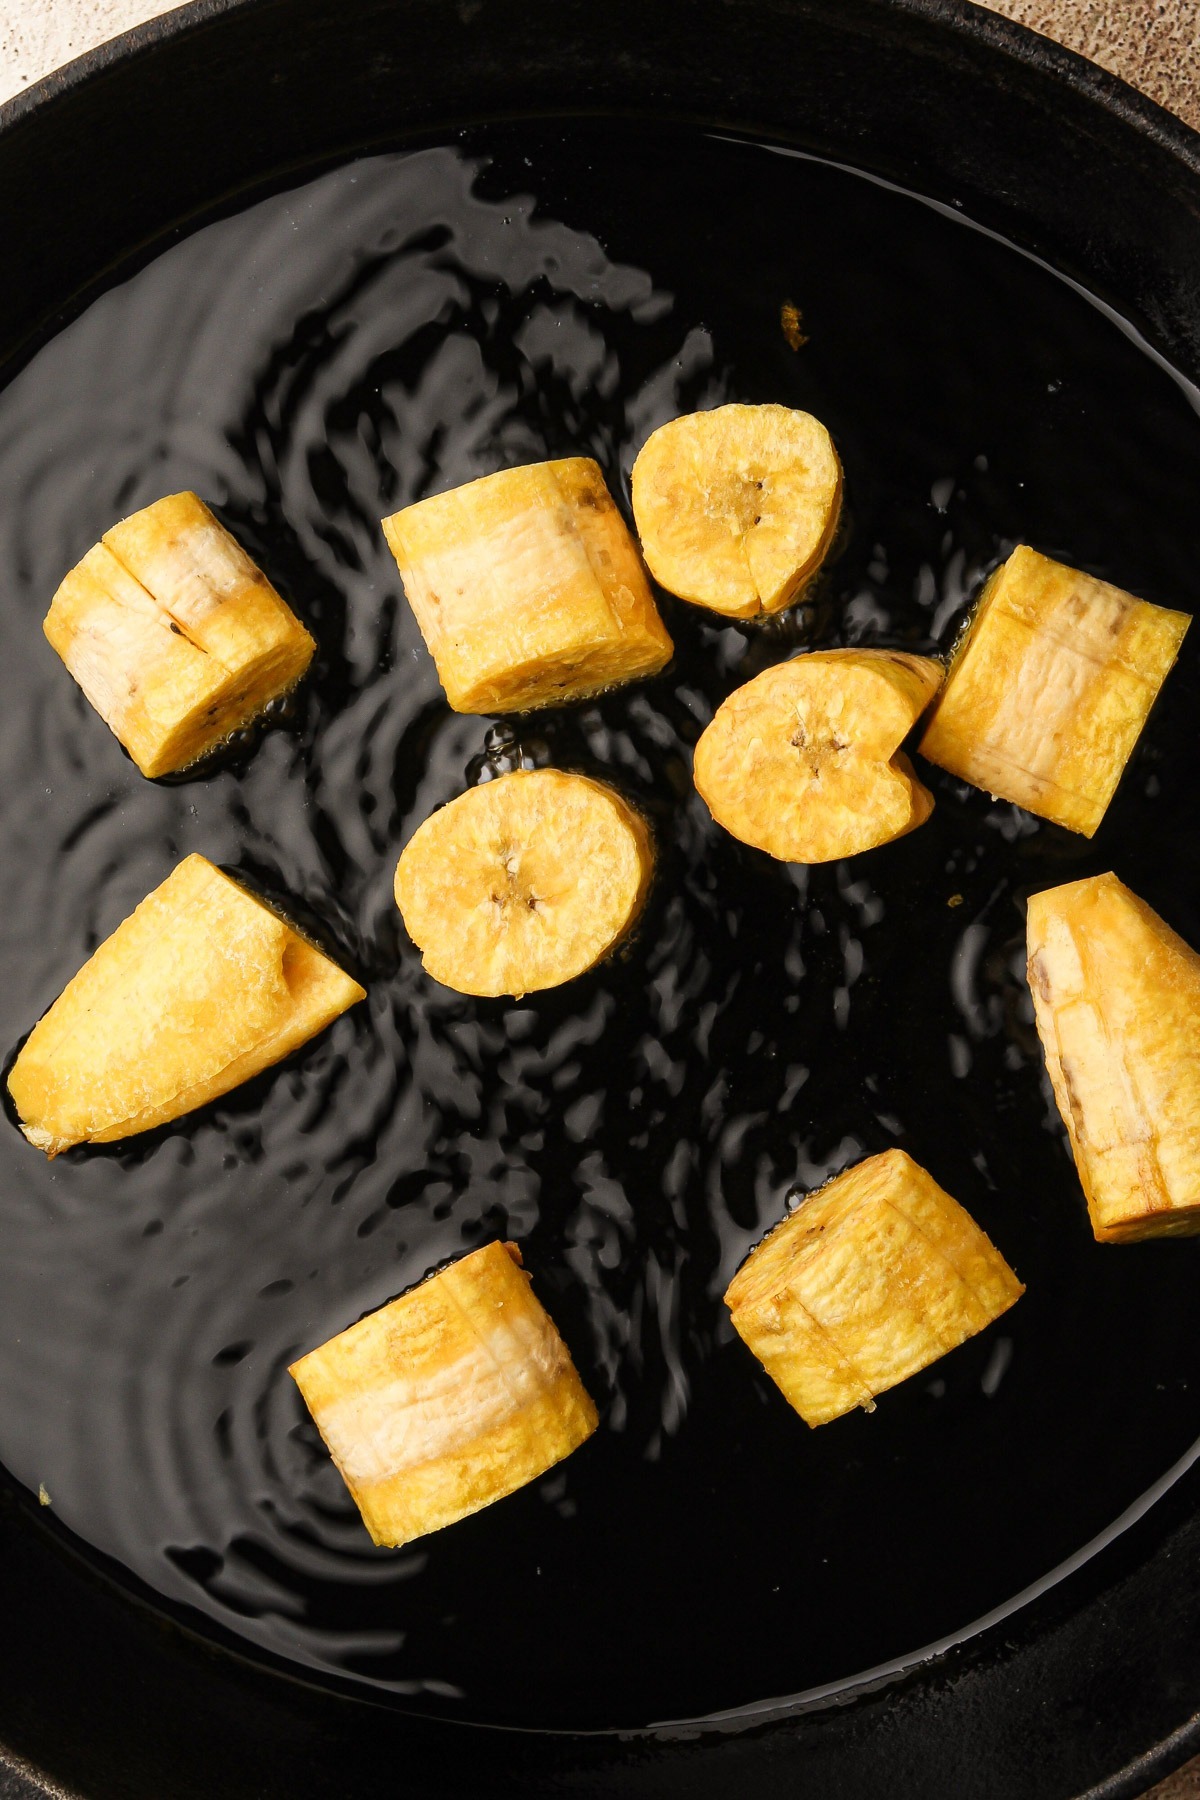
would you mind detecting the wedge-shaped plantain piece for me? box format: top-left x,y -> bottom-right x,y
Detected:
395,768 -> 652,999
693,648 -> 942,862
1027,872 -> 1200,1241
290,1240 -> 598,1548
920,545 -> 1189,836
725,1149 -> 1023,1426
630,402 -> 842,619
8,853 -> 364,1156
44,493 -> 316,778
382,458 -> 672,713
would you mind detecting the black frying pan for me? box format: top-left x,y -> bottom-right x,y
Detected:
3,3 -> 1200,1795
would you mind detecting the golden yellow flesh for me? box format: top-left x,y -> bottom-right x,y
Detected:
382,458 -> 673,713
693,649 -> 942,863
290,1240 -> 598,1548
725,1149 -> 1023,1426
919,545 -> 1189,836
44,492 -> 316,778
394,768 -> 653,998
1027,873 -> 1200,1242
7,853 -> 364,1156
630,402 -> 843,619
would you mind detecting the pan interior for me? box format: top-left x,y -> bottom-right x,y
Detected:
0,122 -> 1198,1731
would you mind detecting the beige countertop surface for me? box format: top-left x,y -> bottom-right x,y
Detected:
1,2 -> 1199,1797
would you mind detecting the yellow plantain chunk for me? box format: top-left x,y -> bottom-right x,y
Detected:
290,1240 -> 598,1548
725,1149 -> 1023,1426
630,402 -> 842,619
1027,872 -> 1200,1242
919,545 -> 1189,836
394,768 -> 653,999
8,853 -> 364,1156
381,458 -> 673,713
44,493 -> 316,778
693,649 -> 942,863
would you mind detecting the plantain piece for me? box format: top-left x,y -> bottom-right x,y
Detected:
1027,872 -> 1200,1242
630,402 -> 842,619
44,492 -> 315,778
394,768 -> 653,999
8,853 -> 364,1156
725,1149 -> 1023,1427
381,458 -> 672,713
290,1240 -> 598,1548
693,648 -> 942,863
919,545 -> 1189,836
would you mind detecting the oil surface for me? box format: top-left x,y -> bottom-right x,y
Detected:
0,124 -> 1199,1731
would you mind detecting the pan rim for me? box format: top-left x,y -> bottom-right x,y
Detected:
3,0 -> 1200,168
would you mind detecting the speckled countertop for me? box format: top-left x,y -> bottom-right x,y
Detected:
0,2 -> 1198,1797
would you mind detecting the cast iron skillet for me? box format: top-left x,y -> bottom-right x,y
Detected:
3,1 -> 1200,1794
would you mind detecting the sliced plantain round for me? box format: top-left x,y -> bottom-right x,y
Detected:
693,648 -> 943,864
394,768 -> 654,998
631,402 -> 843,619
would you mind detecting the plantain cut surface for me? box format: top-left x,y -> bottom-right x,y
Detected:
290,1240 -> 598,1548
630,403 -> 842,619
919,545 -> 1189,836
8,853 -> 364,1156
1028,872 -> 1200,1242
693,648 -> 942,863
725,1149 -> 1023,1427
44,492 -> 316,778
381,458 -> 672,713
394,768 -> 653,998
